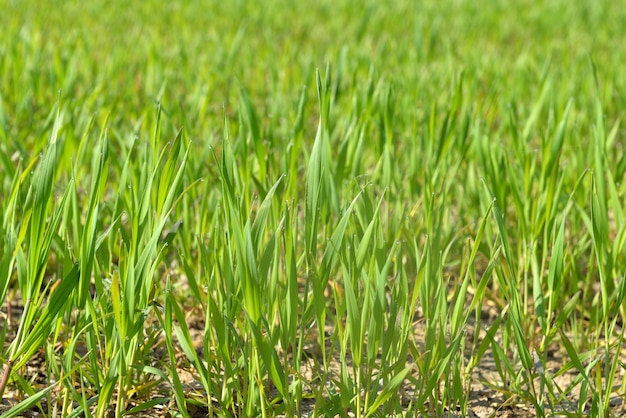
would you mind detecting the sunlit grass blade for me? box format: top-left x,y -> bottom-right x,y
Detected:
12,263 -> 79,369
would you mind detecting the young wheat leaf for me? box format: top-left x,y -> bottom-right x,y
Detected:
12,263 -> 79,369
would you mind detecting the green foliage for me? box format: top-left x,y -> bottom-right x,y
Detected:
1,0 -> 626,416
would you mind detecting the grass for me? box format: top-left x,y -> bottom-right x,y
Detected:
1,0 -> 626,416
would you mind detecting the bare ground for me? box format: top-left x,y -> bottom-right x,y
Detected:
2,295 -> 626,417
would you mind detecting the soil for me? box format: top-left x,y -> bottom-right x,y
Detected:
1,295 -> 625,417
